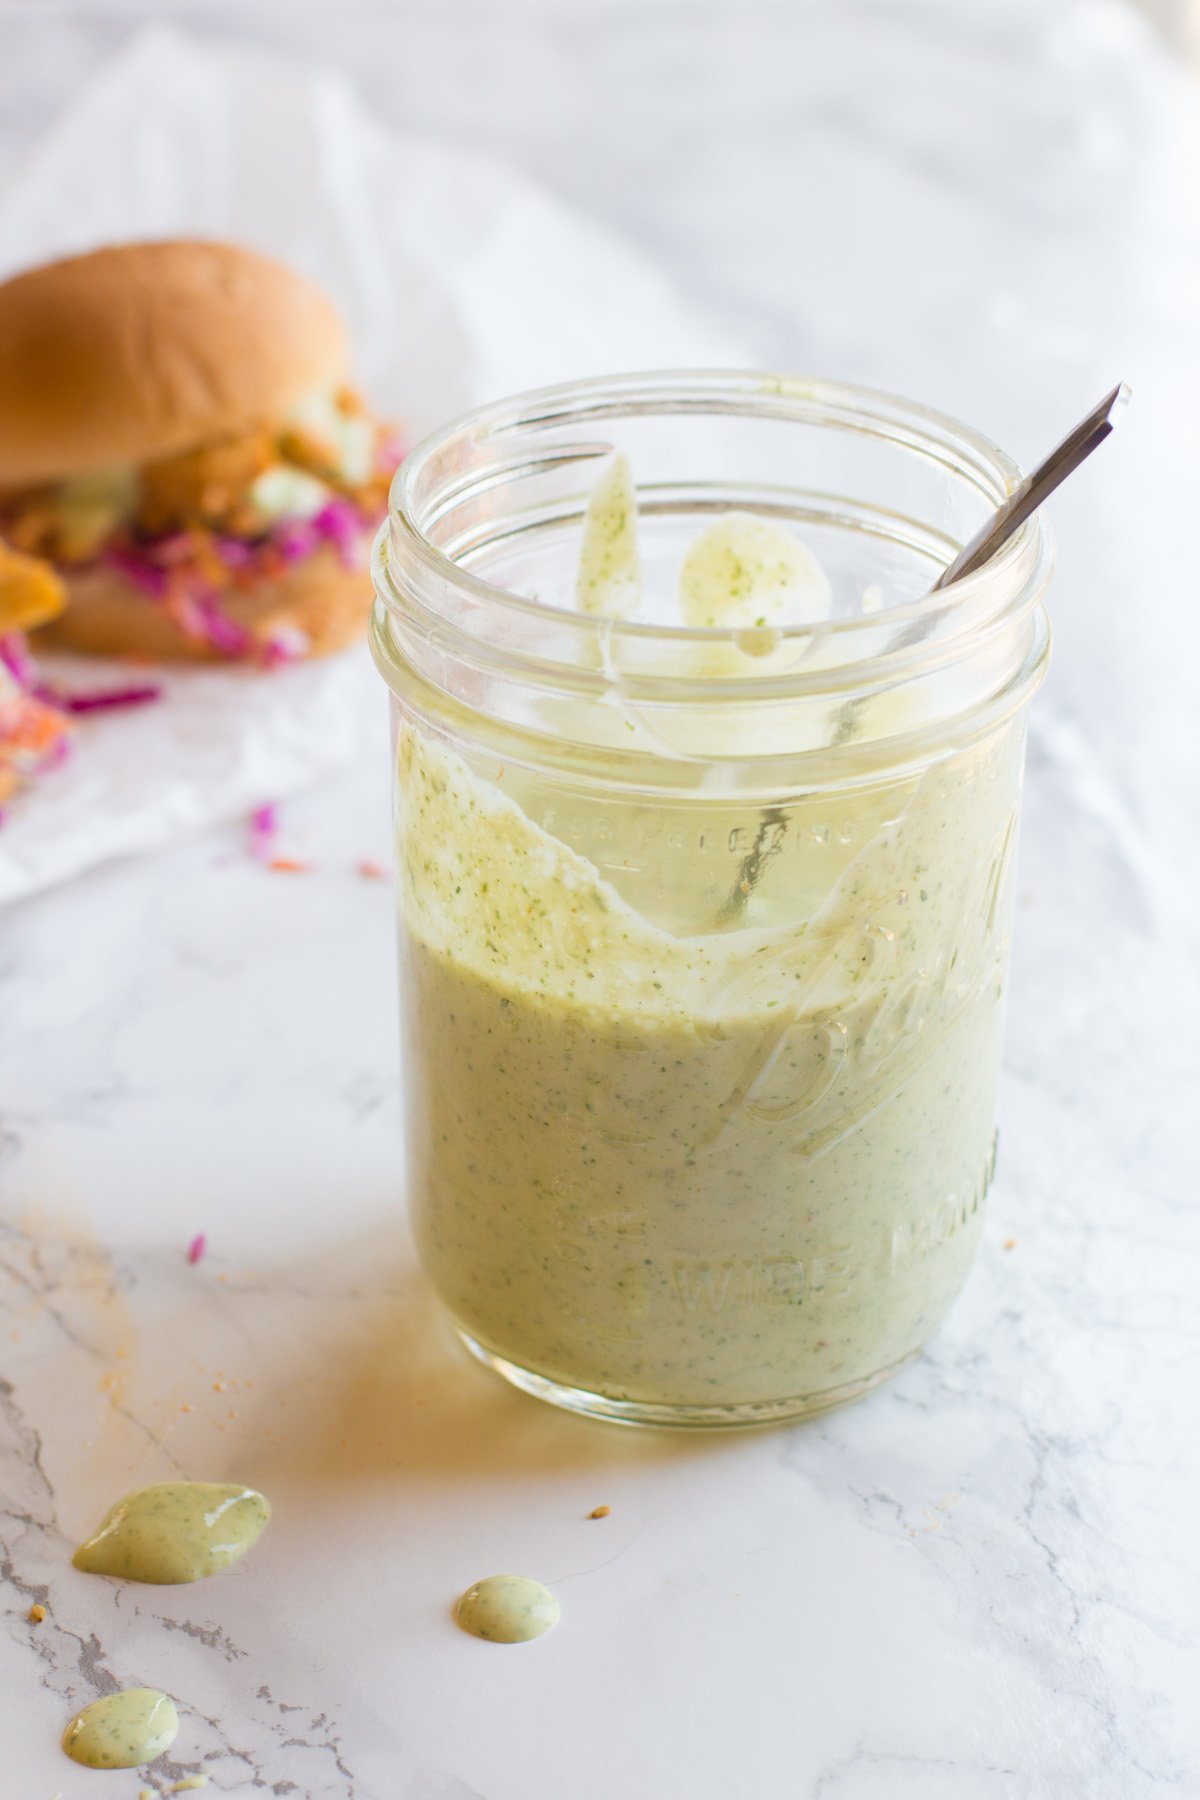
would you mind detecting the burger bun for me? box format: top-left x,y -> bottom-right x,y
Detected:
0,240 -> 348,487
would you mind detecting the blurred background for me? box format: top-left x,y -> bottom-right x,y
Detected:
3,0 -> 1193,853
2,1 -> 1195,437
2,0 -> 1194,432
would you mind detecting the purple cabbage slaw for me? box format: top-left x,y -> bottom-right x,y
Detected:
100,495 -> 375,663
2,627 -> 162,719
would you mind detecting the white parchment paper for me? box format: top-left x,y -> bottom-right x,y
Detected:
0,24 -> 741,905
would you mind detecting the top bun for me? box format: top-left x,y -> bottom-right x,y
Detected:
0,240 -> 348,486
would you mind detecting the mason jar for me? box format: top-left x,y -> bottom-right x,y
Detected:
370,371 -> 1052,1428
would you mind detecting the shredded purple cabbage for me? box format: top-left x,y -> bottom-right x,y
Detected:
0,633 -> 38,688
43,734 -> 72,768
92,487 -> 381,662
213,536 -> 256,569
313,499 -> 366,568
250,801 -> 280,860
261,626 -> 311,667
272,519 -> 321,563
105,545 -> 172,598
57,684 -> 163,715
194,596 -> 254,658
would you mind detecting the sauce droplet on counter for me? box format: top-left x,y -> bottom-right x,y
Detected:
62,1688 -> 178,1769
73,1481 -> 271,1584
454,1575 -> 560,1643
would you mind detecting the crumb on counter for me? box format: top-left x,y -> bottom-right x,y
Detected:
588,1505 -> 612,1520
171,1778 -> 210,1792
28,1602 -> 46,1622
1003,1237 -> 1018,1250
357,857 -> 388,880
268,856 -> 311,874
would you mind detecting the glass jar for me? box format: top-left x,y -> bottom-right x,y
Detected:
370,372 -> 1052,1428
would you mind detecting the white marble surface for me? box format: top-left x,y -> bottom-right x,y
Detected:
2,2 -> 1198,1796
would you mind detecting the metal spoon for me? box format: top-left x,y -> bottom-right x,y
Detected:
931,380 -> 1130,591
720,380 -> 1131,922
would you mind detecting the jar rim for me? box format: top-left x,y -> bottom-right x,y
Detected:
373,370 -> 1052,779
384,367 -> 1045,647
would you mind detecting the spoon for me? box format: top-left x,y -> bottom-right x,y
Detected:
720,380 -> 1131,921
932,380 -> 1130,591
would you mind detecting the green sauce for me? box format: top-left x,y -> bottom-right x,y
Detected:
574,451 -> 641,618
396,473 -> 1024,1416
62,1688 -> 178,1769
678,511 -> 830,628
398,719 -> 1018,1410
73,1481 -> 270,1584
454,1575 -> 561,1643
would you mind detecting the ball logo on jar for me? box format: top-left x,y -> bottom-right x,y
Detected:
669,1246 -> 854,1315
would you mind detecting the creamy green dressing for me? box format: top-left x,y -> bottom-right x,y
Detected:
62,1689 -> 178,1770
73,1482 -> 270,1584
574,451 -> 641,618
398,716 -> 1017,1410
454,1576 -> 560,1643
668,510 -> 835,682
678,511 -> 830,628
396,475 -> 1020,1414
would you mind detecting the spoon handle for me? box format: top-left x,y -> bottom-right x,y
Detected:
931,381 -> 1131,591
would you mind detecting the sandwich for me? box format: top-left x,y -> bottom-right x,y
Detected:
0,540 -> 71,807
0,241 -> 401,664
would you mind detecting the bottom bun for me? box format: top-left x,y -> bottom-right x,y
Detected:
34,542 -> 374,663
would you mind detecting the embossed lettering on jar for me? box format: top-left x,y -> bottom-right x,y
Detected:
372,373 -> 1052,1427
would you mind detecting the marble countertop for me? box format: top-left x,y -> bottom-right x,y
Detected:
2,2 -> 1197,1795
